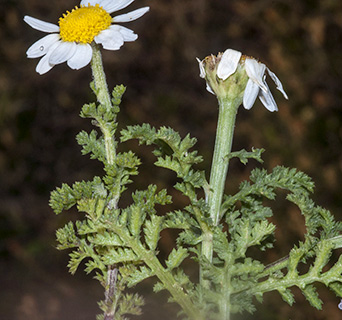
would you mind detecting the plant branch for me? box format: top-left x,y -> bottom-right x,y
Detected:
106,219 -> 203,320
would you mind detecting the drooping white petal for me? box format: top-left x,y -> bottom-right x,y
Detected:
245,58 -> 268,92
35,41 -> 60,75
266,68 -> 288,99
217,49 -> 241,80
24,16 -> 59,33
67,43 -> 93,70
196,58 -> 206,78
243,79 -> 260,110
258,81 -> 278,112
49,41 -> 77,65
98,0 -> 135,14
95,29 -> 124,50
26,33 -> 60,58
113,7 -> 150,23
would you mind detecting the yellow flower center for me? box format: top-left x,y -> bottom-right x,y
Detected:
59,4 -> 112,44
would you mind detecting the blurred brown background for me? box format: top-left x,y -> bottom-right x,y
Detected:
1,0 -> 342,319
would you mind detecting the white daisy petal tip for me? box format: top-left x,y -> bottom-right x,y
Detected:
35,42 -> 60,75
243,79 -> 259,110
266,67 -> 289,100
26,34 -> 60,58
206,83 -> 215,95
113,7 -> 150,23
196,58 -> 206,78
217,49 -> 241,80
259,83 -> 279,112
101,0 -> 135,14
113,25 -> 138,42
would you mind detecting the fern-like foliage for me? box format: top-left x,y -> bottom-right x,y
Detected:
119,122 -> 342,318
201,166 -> 342,317
51,83 -> 342,320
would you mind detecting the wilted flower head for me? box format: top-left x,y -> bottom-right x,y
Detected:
197,49 -> 288,112
24,0 -> 149,75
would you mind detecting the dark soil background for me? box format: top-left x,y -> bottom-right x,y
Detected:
1,0 -> 342,319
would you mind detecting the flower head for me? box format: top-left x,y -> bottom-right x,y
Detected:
197,49 -> 288,112
24,0 -> 149,75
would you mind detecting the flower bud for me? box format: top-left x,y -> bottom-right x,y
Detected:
197,49 -> 288,112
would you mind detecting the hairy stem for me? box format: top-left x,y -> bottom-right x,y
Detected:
104,267 -> 119,320
91,44 -> 112,110
90,43 -> 118,320
91,43 -> 116,165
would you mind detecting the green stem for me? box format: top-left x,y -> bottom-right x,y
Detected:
144,251 -> 203,320
90,44 -> 118,320
209,97 -> 239,225
219,264 -> 231,320
201,97 -> 239,264
90,43 -> 116,165
91,44 -> 112,109
107,220 -> 203,320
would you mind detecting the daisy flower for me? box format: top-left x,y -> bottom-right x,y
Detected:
198,49 -> 288,112
24,0 -> 149,75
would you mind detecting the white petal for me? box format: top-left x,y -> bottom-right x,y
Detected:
113,7 -> 150,23
95,29 -> 124,50
206,82 -> 215,95
99,0 -> 135,14
258,82 -> 278,112
36,55 -> 54,75
35,41 -> 60,75
26,33 -> 60,58
217,49 -> 241,80
24,16 -> 59,33
196,58 -> 206,78
49,41 -> 77,65
67,43 -> 93,70
245,58 -> 268,92
243,79 -> 259,110
266,67 -> 288,99
113,25 -> 137,41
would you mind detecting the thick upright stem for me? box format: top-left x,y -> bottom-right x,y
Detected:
201,96 -> 239,268
200,97 -> 239,318
208,97 -> 239,226
90,44 -> 117,320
